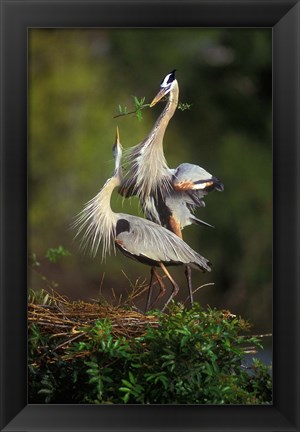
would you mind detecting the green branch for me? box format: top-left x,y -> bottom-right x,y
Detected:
114,96 -> 192,122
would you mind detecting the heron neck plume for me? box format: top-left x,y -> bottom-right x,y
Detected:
75,175 -> 119,259
128,81 -> 179,199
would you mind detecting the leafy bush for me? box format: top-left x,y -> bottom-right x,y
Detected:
28,300 -> 272,404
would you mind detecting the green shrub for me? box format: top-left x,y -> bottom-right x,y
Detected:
28,300 -> 272,404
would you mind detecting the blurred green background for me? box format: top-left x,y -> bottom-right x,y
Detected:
28,28 -> 272,332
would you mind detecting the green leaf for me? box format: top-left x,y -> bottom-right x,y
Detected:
129,371 -> 135,384
121,379 -> 133,389
123,393 -> 130,403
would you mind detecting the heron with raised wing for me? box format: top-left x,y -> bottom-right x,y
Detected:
119,70 -> 223,303
74,128 -> 212,312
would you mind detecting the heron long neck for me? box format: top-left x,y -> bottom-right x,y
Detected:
98,176 -> 120,223
128,82 -> 179,199
151,82 -> 179,145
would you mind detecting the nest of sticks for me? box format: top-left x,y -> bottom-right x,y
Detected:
28,289 -> 159,344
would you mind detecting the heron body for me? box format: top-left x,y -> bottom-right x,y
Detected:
120,70 -> 224,236
75,129 -> 211,311
114,214 -> 211,271
119,71 -> 223,304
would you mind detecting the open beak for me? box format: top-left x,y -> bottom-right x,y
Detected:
150,87 -> 170,107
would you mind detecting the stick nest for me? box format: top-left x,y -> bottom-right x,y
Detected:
28,290 -> 159,340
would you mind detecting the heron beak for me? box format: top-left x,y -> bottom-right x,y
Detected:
115,125 -> 120,143
150,87 -> 169,107
113,126 -> 123,179
115,126 -> 122,150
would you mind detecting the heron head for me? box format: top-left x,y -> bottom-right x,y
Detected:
112,126 -> 123,178
150,69 -> 177,107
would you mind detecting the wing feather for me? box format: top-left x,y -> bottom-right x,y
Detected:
172,163 -> 224,192
116,214 -> 211,271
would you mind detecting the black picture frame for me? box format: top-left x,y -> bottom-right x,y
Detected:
1,1 -> 299,431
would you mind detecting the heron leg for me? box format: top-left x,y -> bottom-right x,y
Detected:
170,228 -> 193,306
159,263 -> 180,312
185,265 -> 194,306
148,268 -> 166,309
145,267 -> 155,313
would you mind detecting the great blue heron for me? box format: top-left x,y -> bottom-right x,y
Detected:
75,128 -> 212,311
120,70 -> 223,303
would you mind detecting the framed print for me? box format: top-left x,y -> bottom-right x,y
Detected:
1,1 -> 299,431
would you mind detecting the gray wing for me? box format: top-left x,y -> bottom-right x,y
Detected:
141,189 -> 213,232
172,163 -> 224,192
165,194 -> 214,229
115,214 -> 211,272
